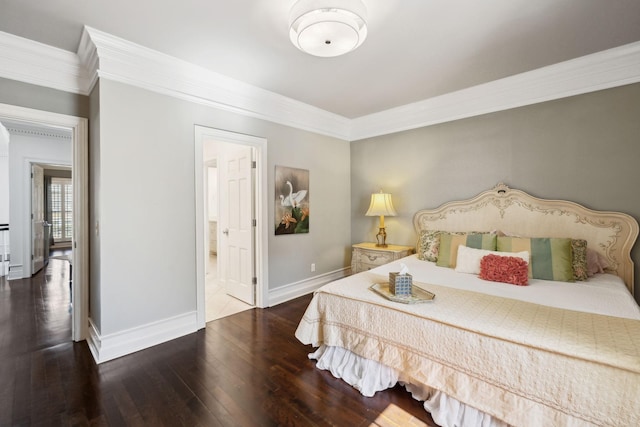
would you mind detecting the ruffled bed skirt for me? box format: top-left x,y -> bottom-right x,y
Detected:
309,345 -> 509,427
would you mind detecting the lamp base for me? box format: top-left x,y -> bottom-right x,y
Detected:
375,227 -> 388,247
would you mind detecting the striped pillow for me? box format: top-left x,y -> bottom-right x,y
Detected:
437,233 -> 497,268
497,236 -> 574,282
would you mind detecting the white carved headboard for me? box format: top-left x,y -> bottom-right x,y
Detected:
413,183 -> 639,293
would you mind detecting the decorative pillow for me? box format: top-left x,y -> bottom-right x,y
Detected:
586,248 -> 610,276
479,254 -> 529,286
416,230 -> 442,262
497,236 -> 574,282
571,239 -> 588,281
437,233 -> 497,268
455,245 -> 529,275
494,230 -> 520,237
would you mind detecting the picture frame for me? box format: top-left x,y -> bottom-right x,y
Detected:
275,166 -> 309,235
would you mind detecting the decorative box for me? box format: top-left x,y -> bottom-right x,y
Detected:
389,272 -> 412,296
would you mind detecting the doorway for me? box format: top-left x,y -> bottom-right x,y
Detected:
194,126 -> 269,329
30,163 -> 73,276
0,103 -> 88,342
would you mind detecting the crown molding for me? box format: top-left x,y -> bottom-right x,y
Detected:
3,124 -> 71,140
350,41 -> 640,140
0,31 -> 93,95
79,26 -> 352,140
1,29 -> 638,141
76,28 -> 100,93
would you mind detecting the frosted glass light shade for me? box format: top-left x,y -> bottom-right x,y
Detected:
289,0 -> 368,57
365,192 -> 397,217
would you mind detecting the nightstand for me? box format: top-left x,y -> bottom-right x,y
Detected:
351,243 -> 414,274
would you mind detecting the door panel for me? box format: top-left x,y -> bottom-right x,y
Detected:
31,164 -> 45,274
222,145 -> 255,305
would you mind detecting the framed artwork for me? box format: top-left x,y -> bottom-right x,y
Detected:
275,166 -> 309,235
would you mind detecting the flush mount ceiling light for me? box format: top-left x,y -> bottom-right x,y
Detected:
289,0 -> 368,57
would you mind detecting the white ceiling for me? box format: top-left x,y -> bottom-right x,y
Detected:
1,0 -> 640,119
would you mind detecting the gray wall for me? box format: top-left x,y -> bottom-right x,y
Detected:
4,74 -> 638,336
351,83 -> 640,302
0,75 -> 351,339
94,79 -> 351,335
0,77 -> 89,118
268,127 -> 352,283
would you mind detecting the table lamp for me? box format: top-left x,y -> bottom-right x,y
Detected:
365,191 -> 397,247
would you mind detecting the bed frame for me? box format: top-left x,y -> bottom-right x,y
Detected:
413,183 -> 639,293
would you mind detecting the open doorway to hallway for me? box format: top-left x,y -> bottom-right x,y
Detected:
0,103 -> 89,342
32,165 -> 74,276
1,120 -> 72,275
0,118 -> 74,335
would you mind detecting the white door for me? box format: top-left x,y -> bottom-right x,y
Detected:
31,164 -> 45,274
220,144 -> 255,305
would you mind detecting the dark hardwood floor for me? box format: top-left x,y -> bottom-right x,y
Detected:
0,257 -> 438,426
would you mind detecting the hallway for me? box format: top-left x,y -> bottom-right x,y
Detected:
0,255 -> 72,356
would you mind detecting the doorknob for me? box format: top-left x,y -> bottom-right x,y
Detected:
222,229 -> 229,236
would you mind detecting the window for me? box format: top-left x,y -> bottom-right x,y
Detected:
50,177 -> 72,241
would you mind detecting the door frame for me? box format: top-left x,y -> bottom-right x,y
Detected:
0,103 -> 89,342
31,163 -> 45,275
194,126 -> 268,329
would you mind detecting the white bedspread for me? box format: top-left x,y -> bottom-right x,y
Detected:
374,255 -> 640,320
295,256 -> 640,427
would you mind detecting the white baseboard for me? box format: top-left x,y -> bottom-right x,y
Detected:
267,267 -> 350,307
84,268 -> 350,363
87,311 -> 199,364
7,264 -> 23,280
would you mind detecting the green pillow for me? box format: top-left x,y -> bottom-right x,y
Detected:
437,233 -> 497,268
497,237 -> 574,282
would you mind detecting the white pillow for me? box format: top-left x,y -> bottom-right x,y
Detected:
455,245 -> 530,275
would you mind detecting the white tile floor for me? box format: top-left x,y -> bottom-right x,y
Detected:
206,255 -> 253,322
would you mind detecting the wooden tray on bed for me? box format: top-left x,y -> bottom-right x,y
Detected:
369,283 -> 435,304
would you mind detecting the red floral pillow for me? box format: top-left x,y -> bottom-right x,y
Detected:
479,254 -> 529,286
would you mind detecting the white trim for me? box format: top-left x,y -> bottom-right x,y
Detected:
350,41 -> 640,140
194,126 -> 269,330
0,103 -> 89,342
8,264 -> 23,280
71,115 -> 89,342
87,313 -> 198,364
267,267 -> 350,307
2,30 -> 639,141
3,125 -> 72,140
0,30 -> 92,94
81,27 -> 351,140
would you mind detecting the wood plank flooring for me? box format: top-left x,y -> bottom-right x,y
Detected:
0,258 -> 438,426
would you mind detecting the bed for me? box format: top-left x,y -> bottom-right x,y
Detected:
295,184 -> 640,427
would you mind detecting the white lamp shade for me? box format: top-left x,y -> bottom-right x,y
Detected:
289,0 -> 368,57
365,192 -> 397,217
